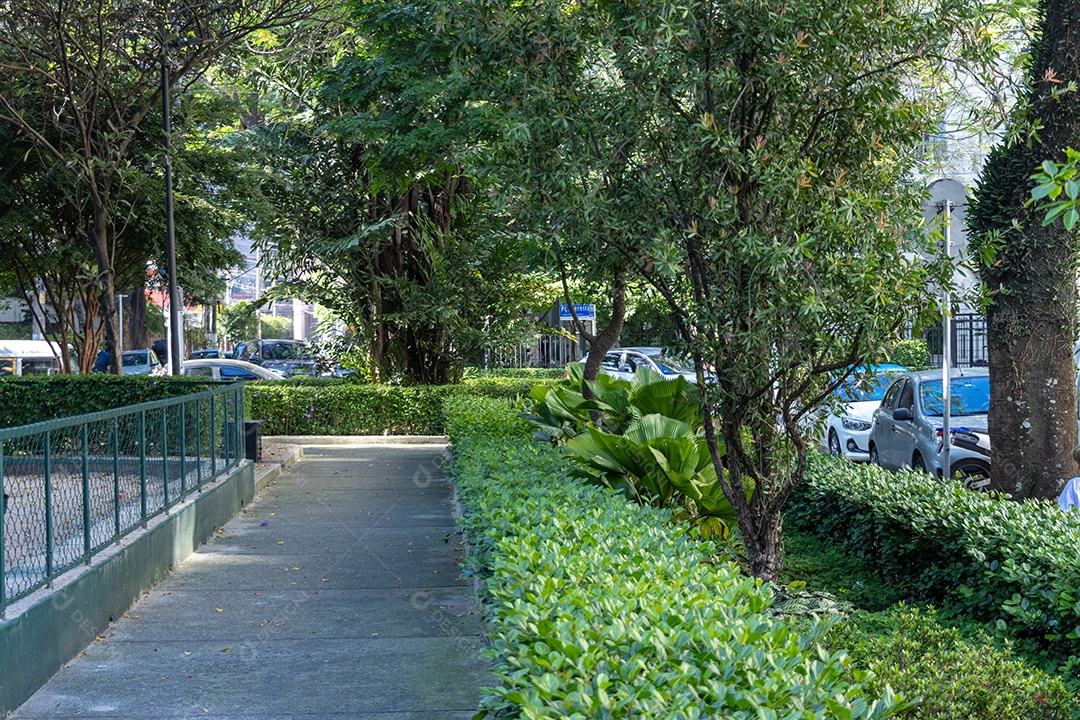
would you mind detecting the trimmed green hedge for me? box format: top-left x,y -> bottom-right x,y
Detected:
446,395 -> 905,719
0,375 -> 215,428
789,454 -> 1080,659
246,378 -> 553,435
818,607 -> 1072,718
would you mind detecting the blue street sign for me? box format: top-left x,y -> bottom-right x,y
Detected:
559,303 -> 596,320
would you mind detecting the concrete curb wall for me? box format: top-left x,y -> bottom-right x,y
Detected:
264,435 -> 447,445
253,445 -> 304,493
0,460 -> 255,716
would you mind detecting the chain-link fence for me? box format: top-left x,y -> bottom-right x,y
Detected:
0,382 -> 244,614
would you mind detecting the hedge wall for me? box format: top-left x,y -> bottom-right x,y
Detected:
788,454 -> 1080,660
245,377 -> 552,435
0,375 -> 215,428
0,376 -> 551,435
445,395 -> 904,719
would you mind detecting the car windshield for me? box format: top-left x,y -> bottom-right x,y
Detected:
920,376 -> 990,417
837,373 -> 899,402
646,353 -> 694,375
263,343 -> 310,360
122,352 -> 149,367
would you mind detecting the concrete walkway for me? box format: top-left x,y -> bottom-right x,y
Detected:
10,443 -> 489,720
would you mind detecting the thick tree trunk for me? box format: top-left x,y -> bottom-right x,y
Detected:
968,0 -> 1080,500
129,283 -> 148,350
580,271 -> 627,398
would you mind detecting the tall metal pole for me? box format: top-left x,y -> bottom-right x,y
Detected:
942,200 -> 952,478
162,57 -> 182,376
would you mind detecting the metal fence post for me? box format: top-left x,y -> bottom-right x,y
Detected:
195,398 -> 202,486
210,394 -> 217,480
1,440 -> 6,615
139,410 -> 148,527
44,431 -> 53,586
161,406 -> 170,510
113,417 -> 120,541
82,424 -> 91,564
179,402 -> 187,497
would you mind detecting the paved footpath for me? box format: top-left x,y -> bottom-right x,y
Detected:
10,443 -> 490,720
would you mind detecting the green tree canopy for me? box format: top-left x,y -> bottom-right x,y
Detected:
456,0 -> 1005,579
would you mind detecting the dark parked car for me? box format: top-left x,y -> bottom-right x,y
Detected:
187,348 -> 223,360
235,339 -> 320,377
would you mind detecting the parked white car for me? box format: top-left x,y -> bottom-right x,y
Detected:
180,359 -> 285,381
599,347 -> 709,383
818,364 -> 908,462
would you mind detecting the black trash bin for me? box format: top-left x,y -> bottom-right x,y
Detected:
244,420 -> 264,463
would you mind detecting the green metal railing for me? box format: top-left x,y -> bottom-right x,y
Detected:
0,382 -> 245,615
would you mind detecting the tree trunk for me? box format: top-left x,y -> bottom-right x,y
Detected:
985,267 -> 1077,499
129,283 -> 147,350
88,194 -> 122,375
580,271 -> 627,398
743,505 -> 784,582
968,0 -> 1080,500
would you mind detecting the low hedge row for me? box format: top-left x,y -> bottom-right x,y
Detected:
817,607 -> 1073,718
446,395 -> 904,719
788,454 -> 1080,658
247,378 -> 554,435
0,375 -> 214,428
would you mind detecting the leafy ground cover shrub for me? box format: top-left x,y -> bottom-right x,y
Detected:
248,378 -> 554,435
781,524 -> 1076,717
0,375 -> 214,428
788,454 -> 1080,660
817,607 -> 1074,719
447,395 -> 906,719
780,525 -> 904,613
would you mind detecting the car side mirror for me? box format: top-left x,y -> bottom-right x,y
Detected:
893,407 -> 912,422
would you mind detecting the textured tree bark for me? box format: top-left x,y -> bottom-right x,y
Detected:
580,271 -> 626,399
743,507 -> 784,583
129,282 -> 148,351
89,194 -> 122,375
968,0 -> 1080,499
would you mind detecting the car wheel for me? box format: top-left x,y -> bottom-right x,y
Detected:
952,459 -> 992,490
828,430 -> 843,457
869,443 -> 880,467
912,453 -> 927,474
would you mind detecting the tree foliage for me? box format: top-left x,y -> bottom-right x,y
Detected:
455,0 -> 1001,579
0,0 -> 328,372
248,0 -> 547,383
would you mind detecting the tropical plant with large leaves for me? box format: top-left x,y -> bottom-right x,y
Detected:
525,363 -> 740,534
523,362 -> 703,441
565,413 -> 739,536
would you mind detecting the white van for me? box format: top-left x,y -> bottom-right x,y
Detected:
0,340 -> 76,376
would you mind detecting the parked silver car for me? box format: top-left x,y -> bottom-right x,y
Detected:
868,368 -> 991,480
121,349 -> 163,376
180,359 -> 285,381
599,347 -> 708,383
